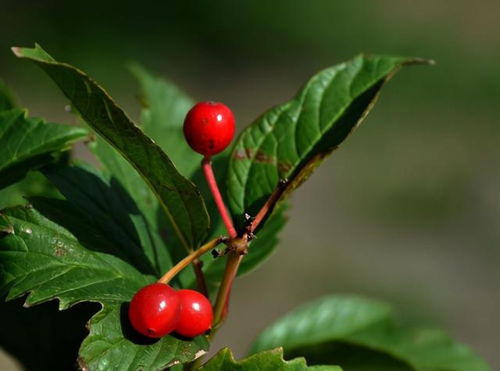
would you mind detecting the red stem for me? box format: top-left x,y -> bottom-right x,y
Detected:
202,157 -> 237,238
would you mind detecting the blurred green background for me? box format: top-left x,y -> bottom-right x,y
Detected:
1,0 -> 499,369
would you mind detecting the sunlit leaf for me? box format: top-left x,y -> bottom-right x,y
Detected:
227,55 -> 430,227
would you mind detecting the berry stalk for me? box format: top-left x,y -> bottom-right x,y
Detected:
158,237 -> 223,284
202,157 -> 237,238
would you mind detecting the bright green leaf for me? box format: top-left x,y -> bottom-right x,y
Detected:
0,205 -> 150,308
13,44 -> 209,251
0,108 -> 87,189
227,55 -> 430,226
0,170 -> 60,210
200,347 -> 341,371
251,295 -> 391,353
130,66 -> 290,286
79,302 -> 209,371
0,204 -> 209,368
251,295 -> 490,371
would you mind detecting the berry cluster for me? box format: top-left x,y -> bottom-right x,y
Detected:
129,102 -> 235,339
129,283 -> 213,338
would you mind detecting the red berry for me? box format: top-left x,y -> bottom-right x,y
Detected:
175,289 -> 214,338
183,101 -> 235,156
128,283 -> 181,338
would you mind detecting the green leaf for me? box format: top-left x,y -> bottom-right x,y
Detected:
200,347 -> 341,371
0,205 -> 150,308
251,295 -> 490,371
41,163 -> 170,276
13,44 -> 209,251
91,140 -> 173,275
0,204 -> 209,368
0,108 -> 87,189
0,170 -> 60,210
131,66 -> 290,287
227,55 -> 430,226
79,302 -> 209,371
0,80 -> 16,110
130,63 -> 199,178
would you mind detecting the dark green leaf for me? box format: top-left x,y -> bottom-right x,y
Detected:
91,140 -> 173,275
227,55 -> 430,226
13,44 -> 209,251
251,295 -> 489,371
200,347 -> 341,371
41,163 -> 170,276
79,302 -> 209,371
130,63 -> 199,178
0,108 -> 87,189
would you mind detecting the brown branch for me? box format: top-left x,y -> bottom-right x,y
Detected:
249,178 -> 289,233
211,235 -> 248,329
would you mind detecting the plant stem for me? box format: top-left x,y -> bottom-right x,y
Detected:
213,251 -> 243,328
202,157 -> 237,238
192,259 -> 208,296
157,237 -> 222,284
211,235 -> 248,329
250,178 -> 288,233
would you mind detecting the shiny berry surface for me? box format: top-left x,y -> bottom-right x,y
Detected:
128,283 -> 181,338
183,101 -> 235,156
175,289 -> 214,338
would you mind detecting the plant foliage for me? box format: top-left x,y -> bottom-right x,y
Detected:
0,45 -> 488,370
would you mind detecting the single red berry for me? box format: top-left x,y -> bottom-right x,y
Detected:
128,283 -> 181,338
175,289 -> 214,338
183,101 -> 235,156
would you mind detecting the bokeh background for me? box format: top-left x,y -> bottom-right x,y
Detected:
1,0 -> 499,369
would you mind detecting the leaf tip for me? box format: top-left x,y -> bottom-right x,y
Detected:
403,57 -> 436,67
11,46 -> 22,57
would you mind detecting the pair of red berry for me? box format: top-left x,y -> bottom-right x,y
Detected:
129,283 -> 213,338
129,102 -> 235,339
